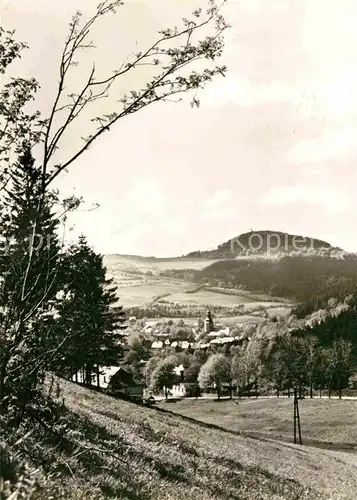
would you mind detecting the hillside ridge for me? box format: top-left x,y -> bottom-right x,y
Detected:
105,230 -> 342,261
185,229 -> 339,259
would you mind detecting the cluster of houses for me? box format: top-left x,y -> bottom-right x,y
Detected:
71,311 -> 247,400
150,332 -> 244,350
150,312 -> 246,349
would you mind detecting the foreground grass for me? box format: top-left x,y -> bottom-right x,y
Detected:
163,397 -> 357,451
8,379 -> 357,499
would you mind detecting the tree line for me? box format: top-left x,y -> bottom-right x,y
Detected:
127,302 -> 246,319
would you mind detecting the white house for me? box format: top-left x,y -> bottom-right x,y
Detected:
72,366 -> 120,390
170,364 -> 196,398
173,364 -> 185,377
209,335 -> 242,345
169,340 -> 191,349
217,327 -> 230,336
151,340 -> 163,349
209,338 -> 223,345
171,383 -> 189,398
207,331 -> 220,338
196,342 -> 210,349
207,327 -> 230,338
180,341 -> 190,350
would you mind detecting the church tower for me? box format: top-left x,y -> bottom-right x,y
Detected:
204,310 -> 214,334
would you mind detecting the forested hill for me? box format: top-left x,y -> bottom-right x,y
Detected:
162,255 -> 357,317
185,230 -> 335,259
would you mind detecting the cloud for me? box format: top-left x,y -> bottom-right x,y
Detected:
202,189 -> 235,220
203,208 -> 236,221
64,175 -> 186,253
113,176 -> 187,238
204,189 -> 233,208
290,128 -> 357,164
301,3 -> 357,73
320,66 -> 357,118
261,185 -> 353,214
122,176 -> 168,218
201,77 -> 301,108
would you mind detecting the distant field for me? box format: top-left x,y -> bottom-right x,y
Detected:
204,286 -> 292,304
167,289 -> 255,306
104,255 -> 219,273
117,283 -> 275,309
265,305 -> 292,317
160,398 -> 357,452
117,283 -> 288,310
104,254 -> 295,313
113,279 -> 194,307
57,378 -> 357,499
218,315 -> 266,325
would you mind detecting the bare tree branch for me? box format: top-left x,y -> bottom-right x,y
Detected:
41,0 -> 229,188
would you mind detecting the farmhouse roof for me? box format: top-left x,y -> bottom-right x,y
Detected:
108,367 -> 144,387
217,327 -> 230,335
100,366 -> 121,378
207,331 -> 221,337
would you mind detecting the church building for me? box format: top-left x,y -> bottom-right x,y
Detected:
204,310 -> 214,334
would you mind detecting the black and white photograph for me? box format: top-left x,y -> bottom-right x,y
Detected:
1,1 -> 357,498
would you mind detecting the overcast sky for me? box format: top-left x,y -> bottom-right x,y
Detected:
2,0 -> 357,256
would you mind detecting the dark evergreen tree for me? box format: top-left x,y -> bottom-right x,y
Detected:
55,235 -> 125,384
0,146 -> 63,419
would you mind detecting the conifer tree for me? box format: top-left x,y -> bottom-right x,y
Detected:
0,146 -> 63,419
55,235 -> 125,384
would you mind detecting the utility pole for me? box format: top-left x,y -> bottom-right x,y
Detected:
293,388 -> 302,445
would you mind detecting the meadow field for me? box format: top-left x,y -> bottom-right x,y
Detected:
113,279 -> 290,312
104,255 -> 219,274
34,378 -> 357,499
103,254 -> 293,316
159,398 -> 357,452
110,278 -> 195,307
165,289 -> 256,306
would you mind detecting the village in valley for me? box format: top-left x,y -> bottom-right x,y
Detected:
70,250 -> 355,405
72,309 -> 243,400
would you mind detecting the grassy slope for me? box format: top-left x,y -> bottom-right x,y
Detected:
160,398 -> 357,451
52,379 -> 357,499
